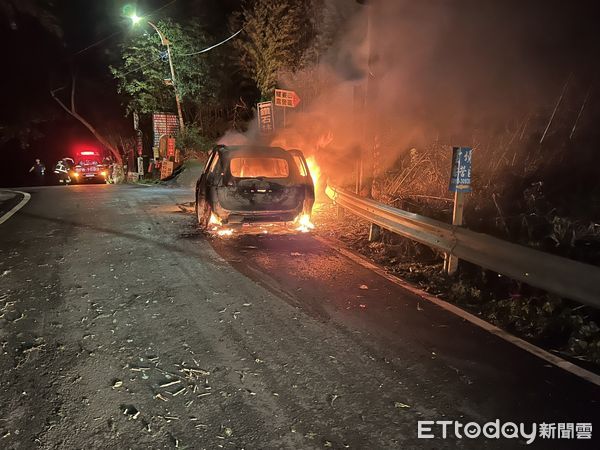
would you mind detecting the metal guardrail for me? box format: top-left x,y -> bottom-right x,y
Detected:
326,185 -> 600,308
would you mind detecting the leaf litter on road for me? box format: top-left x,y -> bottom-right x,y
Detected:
328,394 -> 340,406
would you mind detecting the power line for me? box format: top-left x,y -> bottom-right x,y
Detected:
119,29 -> 243,78
65,6 -> 243,90
73,30 -> 122,56
177,28 -> 243,57
71,0 -> 178,57
119,56 -> 164,78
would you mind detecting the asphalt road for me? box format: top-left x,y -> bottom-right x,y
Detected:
0,190 -> 24,220
0,185 -> 598,449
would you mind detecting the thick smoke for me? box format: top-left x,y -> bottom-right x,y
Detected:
222,0 -> 599,190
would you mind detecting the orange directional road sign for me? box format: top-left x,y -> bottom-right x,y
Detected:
274,89 -> 301,108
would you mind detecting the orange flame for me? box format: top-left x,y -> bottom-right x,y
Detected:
217,228 -> 234,237
306,156 -> 321,192
209,213 -> 222,226
295,213 -> 315,233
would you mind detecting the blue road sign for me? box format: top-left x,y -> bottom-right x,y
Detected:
449,146 -> 472,192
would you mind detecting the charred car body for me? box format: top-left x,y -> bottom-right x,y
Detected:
195,145 -> 314,230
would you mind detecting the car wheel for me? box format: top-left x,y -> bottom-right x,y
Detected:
196,193 -> 211,230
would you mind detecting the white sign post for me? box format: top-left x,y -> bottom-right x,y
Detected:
444,146 -> 473,275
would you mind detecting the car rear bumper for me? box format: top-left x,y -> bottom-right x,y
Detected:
72,174 -> 107,183
214,205 -> 303,224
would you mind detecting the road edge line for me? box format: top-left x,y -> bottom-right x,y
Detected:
0,190 -> 31,225
314,235 -> 600,387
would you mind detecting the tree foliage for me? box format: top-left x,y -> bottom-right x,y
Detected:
111,19 -> 219,117
232,0 -> 315,98
176,125 -> 215,155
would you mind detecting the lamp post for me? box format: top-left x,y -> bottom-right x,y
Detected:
130,15 -> 185,132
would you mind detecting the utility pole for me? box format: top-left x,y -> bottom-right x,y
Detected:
357,0 -> 377,198
147,21 -> 185,132
130,12 -> 243,134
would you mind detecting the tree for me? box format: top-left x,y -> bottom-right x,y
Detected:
51,76 -> 124,165
111,19 -> 219,119
232,0 -> 315,98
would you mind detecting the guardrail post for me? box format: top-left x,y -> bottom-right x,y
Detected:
336,204 -> 345,220
326,183 -> 600,306
368,223 -> 381,242
445,190 -> 465,275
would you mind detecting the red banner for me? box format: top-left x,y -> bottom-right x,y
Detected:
152,113 -> 179,147
167,137 -> 176,158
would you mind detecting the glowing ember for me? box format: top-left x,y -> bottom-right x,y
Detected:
295,213 -> 315,233
209,213 -> 222,225
217,228 -> 234,237
306,156 -> 321,192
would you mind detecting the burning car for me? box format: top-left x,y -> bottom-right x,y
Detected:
195,145 -> 315,231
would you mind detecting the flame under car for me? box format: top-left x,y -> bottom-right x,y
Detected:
195,145 -> 315,231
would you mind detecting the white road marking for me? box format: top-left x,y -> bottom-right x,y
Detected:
316,235 -> 600,387
0,190 -> 31,225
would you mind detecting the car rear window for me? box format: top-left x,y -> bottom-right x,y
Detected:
292,155 -> 308,177
230,157 -> 290,178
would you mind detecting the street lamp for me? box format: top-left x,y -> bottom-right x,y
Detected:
129,13 -> 142,25
130,14 -> 185,132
